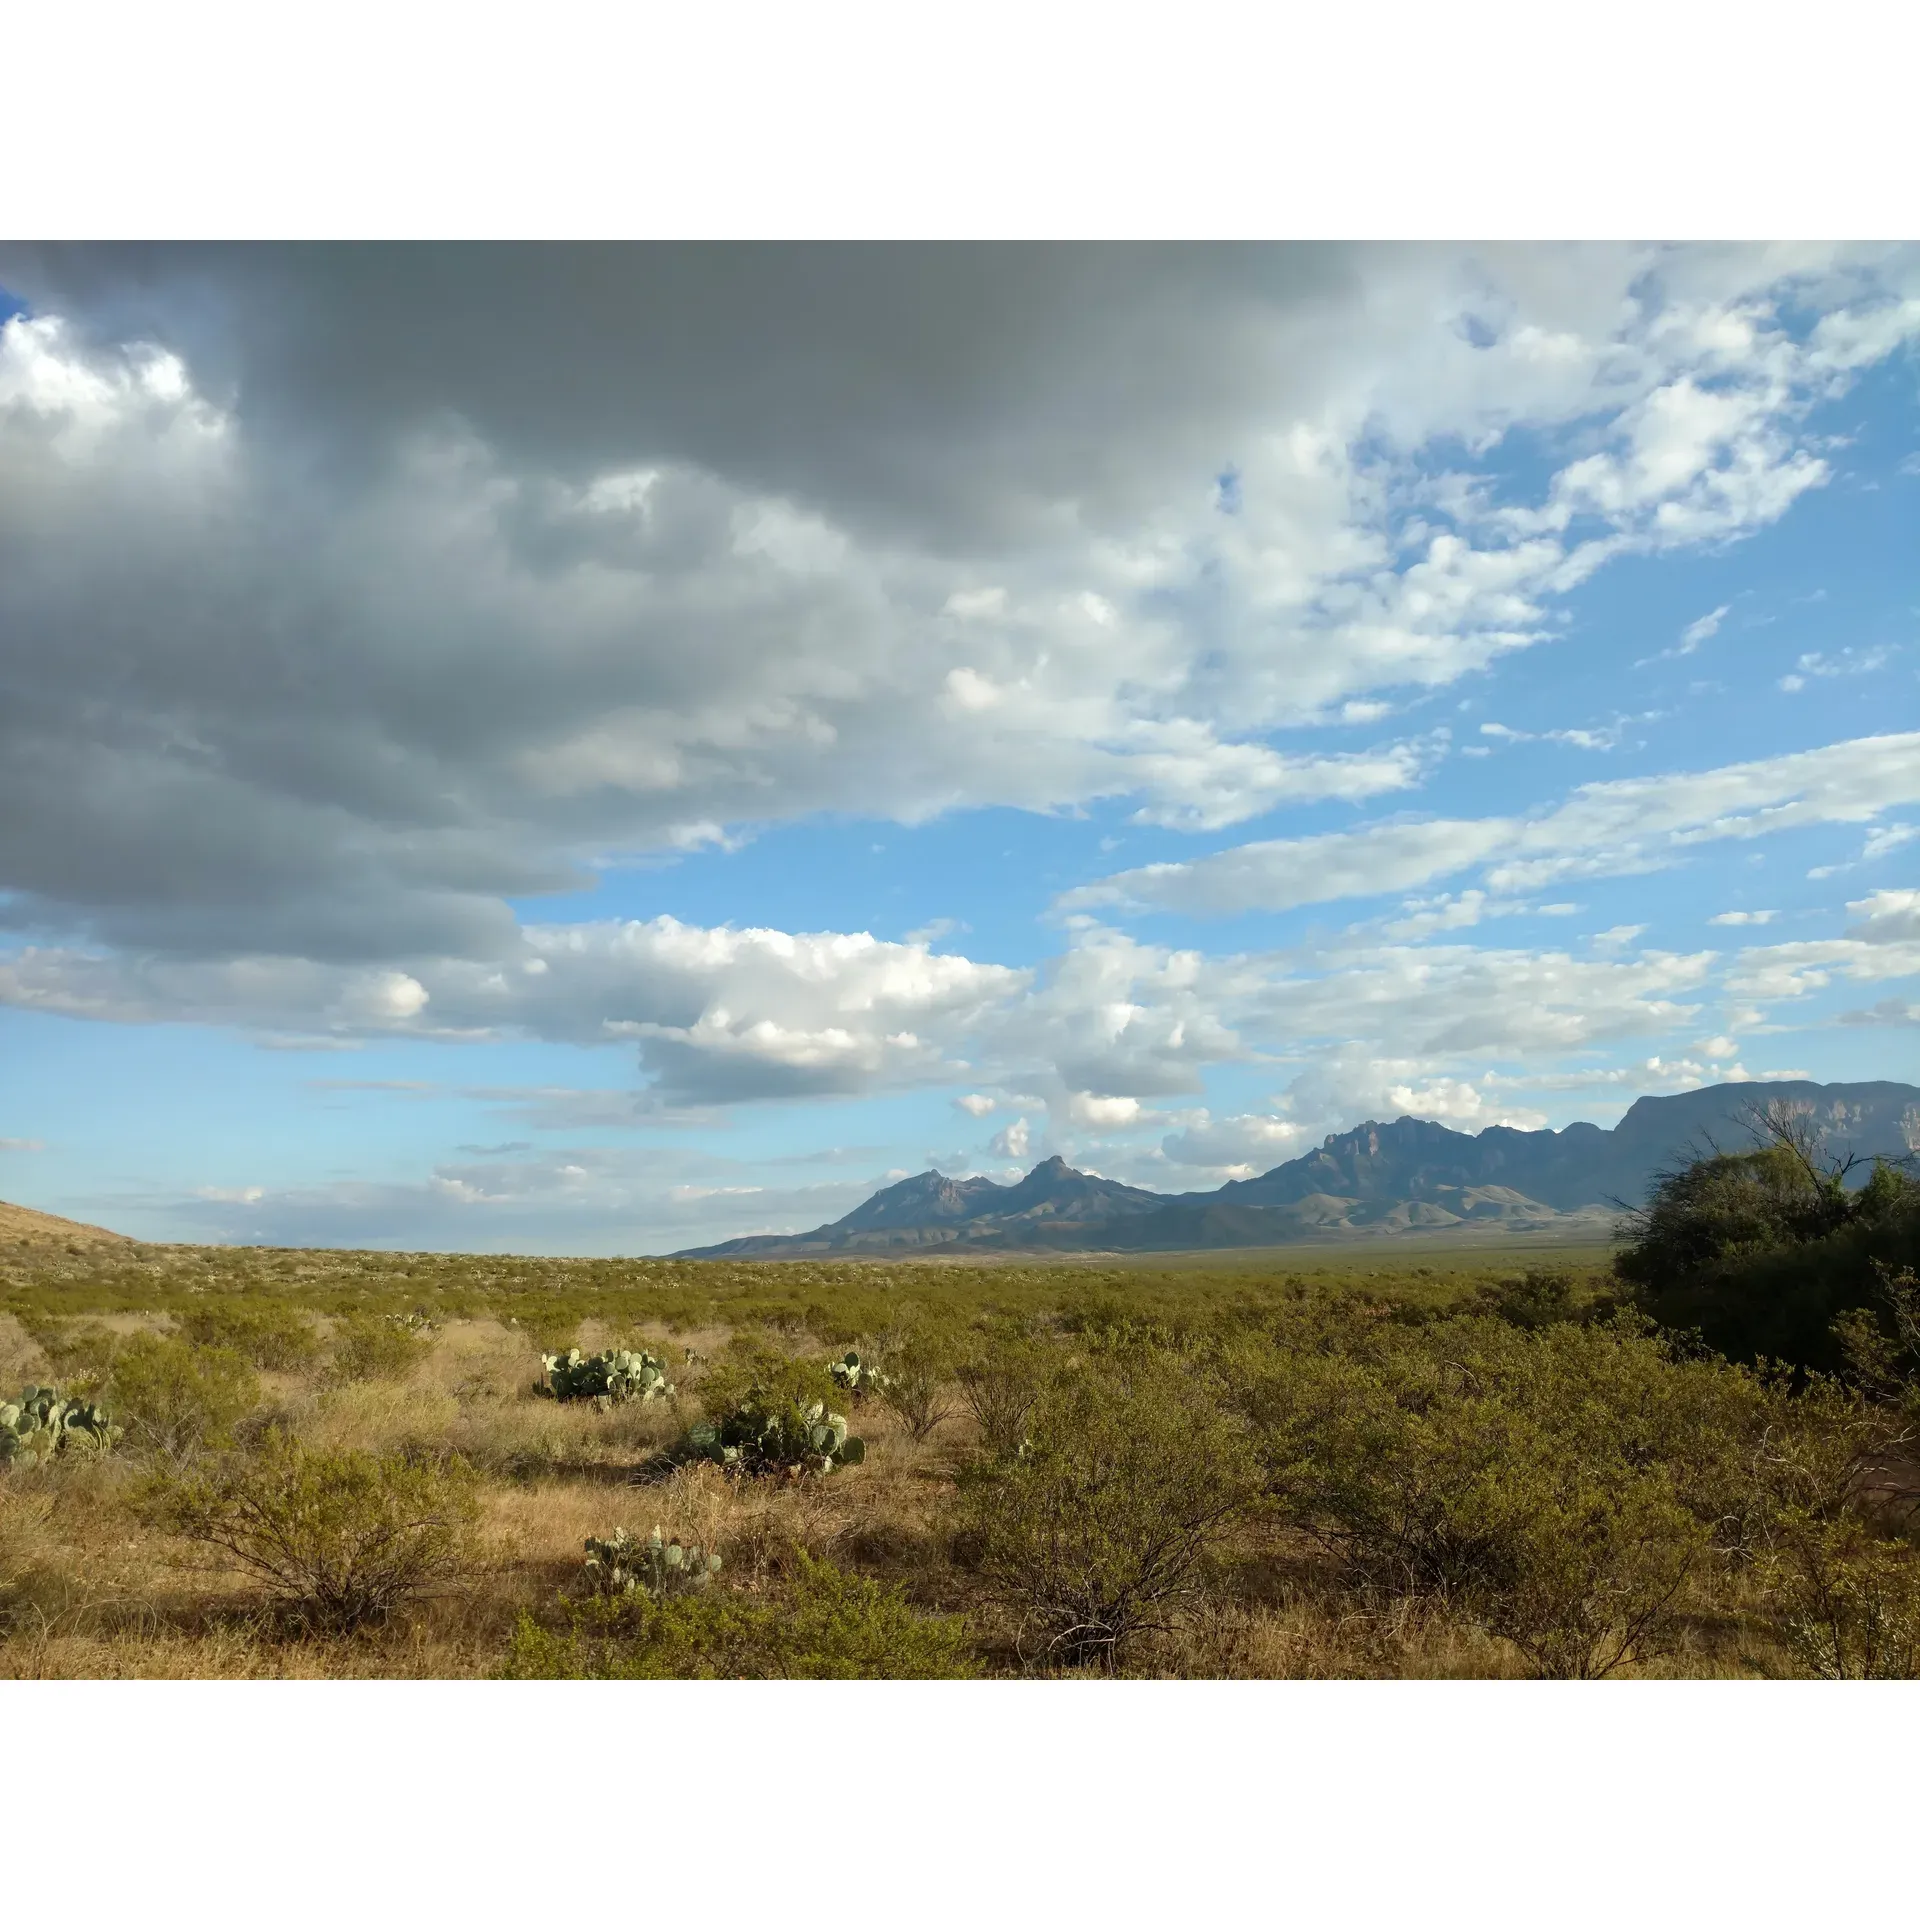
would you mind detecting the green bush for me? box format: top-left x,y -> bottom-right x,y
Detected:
1829,1263 -> 1920,1407
503,1552 -> 979,1678
1219,1313 -> 1767,1675
176,1298 -> 321,1373
106,1335 -> 259,1461
696,1337 -> 844,1419
1772,1523 -> 1920,1679
957,1346 -> 1259,1669
329,1314 -> 423,1383
1616,1144 -> 1856,1291
1618,1137 -> 1920,1371
1475,1270 -> 1586,1331
870,1317 -> 957,1443
142,1431 -> 479,1633
955,1329 -> 1053,1459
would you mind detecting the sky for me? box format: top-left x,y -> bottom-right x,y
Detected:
0,241 -> 1916,1254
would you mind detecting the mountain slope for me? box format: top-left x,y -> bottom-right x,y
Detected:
673,1079 -> 1920,1259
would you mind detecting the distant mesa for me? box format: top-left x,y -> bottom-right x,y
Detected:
673,1079 -> 1920,1259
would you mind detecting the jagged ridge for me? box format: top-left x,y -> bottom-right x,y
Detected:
672,1079 -> 1920,1259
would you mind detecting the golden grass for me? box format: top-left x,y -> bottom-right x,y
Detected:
0,1300 -> 1864,1681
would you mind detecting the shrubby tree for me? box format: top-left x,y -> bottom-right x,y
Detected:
328,1314 -> 424,1384
1616,1104 -> 1920,1370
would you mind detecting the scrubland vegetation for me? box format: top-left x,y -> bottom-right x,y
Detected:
4,1115 -> 1917,1680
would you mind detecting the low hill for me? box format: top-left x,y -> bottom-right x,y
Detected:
674,1079 -> 1920,1259
0,1199 -> 132,1247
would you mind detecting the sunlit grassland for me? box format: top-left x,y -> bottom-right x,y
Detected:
0,1228 -> 1616,1338
5,1221 -> 1887,1683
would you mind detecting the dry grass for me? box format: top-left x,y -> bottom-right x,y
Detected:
0,1316 -> 988,1680
0,1313 -> 51,1383
0,1300 -> 1882,1681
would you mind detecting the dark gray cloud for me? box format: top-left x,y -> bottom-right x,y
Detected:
2,242 -> 1365,550
2,241 -> 1918,1122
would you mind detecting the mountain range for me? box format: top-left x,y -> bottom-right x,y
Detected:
675,1079 -> 1920,1259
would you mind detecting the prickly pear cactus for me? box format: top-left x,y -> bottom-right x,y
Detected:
0,1386 -> 115,1467
684,1393 -> 867,1478
540,1348 -> 676,1407
583,1524 -> 722,1598
828,1351 -> 891,1398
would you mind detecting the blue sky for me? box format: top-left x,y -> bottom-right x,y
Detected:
0,243 -> 1915,1251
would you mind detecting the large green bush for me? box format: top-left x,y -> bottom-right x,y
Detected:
329,1314 -> 424,1383
1219,1313 -> 1778,1675
176,1298 -> 321,1373
868,1316 -> 957,1442
957,1346 -> 1259,1669
502,1553 -> 979,1678
955,1328 -> 1054,1459
1617,1136 -> 1920,1371
106,1335 -> 259,1461
143,1431 -> 479,1633
1772,1524 -> 1920,1679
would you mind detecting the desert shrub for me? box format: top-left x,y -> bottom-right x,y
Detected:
1829,1263 -> 1920,1408
1444,1453 -> 1704,1678
1771,1522 -> 1920,1679
869,1317 -> 957,1442
503,1552 -> 979,1678
17,1314 -> 121,1385
1743,1371 -> 1908,1531
955,1329 -> 1054,1459
142,1431 -> 479,1633
696,1336 -> 844,1415
1475,1270 -> 1584,1330
956,1346 -> 1259,1669
0,1484 -> 63,1636
329,1314 -> 422,1383
1735,1373 -> 1920,1675
176,1298 -> 321,1373
1219,1314 -> 1763,1675
509,1305 -> 583,1356
106,1335 -> 259,1462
